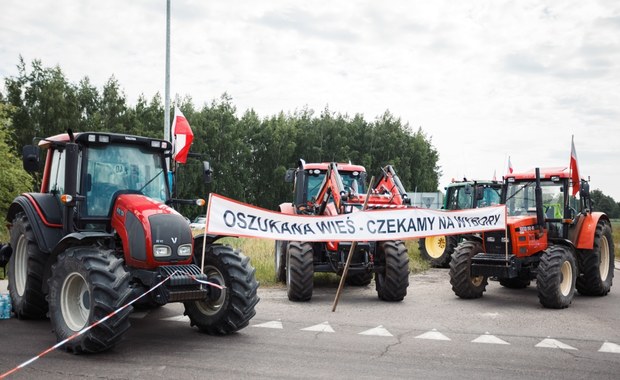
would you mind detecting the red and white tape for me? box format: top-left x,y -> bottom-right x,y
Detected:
0,271 -> 225,379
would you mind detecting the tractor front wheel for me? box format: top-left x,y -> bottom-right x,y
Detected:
449,241 -> 488,299
48,247 -> 133,353
576,220 -> 614,296
8,212 -> 48,319
375,240 -> 409,302
537,245 -> 577,309
185,244 -> 259,334
419,235 -> 457,268
286,241 -> 314,301
274,240 -> 288,283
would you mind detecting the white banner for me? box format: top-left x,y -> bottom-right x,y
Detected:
205,194 -> 506,242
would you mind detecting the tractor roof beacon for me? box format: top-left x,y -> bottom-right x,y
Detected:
419,180 -> 502,268
3,131 -> 259,353
276,159 -> 411,302
449,167 -> 614,309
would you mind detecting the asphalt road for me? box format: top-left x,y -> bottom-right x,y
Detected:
1,264 -> 620,379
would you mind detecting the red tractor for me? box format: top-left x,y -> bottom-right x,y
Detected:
450,167 -> 614,308
1,131 -> 259,353
276,159 -> 411,302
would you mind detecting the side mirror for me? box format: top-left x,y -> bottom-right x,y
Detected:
284,168 -> 295,183
203,161 -> 213,184
22,145 -> 40,172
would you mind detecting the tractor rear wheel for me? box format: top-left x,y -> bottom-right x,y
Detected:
185,244 -> 259,335
345,272 -> 373,286
274,240 -> 288,283
48,247 -> 133,353
375,240 -> 409,301
286,241 -> 314,301
419,235 -> 457,268
449,241 -> 488,298
537,245 -> 576,309
8,212 -> 48,319
576,220 -> 614,296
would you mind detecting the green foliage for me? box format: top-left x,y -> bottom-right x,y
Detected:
0,103 -> 33,238
590,189 -> 620,218
1,58 -> 442,222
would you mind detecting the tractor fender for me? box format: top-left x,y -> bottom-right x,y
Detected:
7,194 -> 63,254
575,212 -> 609,250
193,233 -> 225,248
42,231 -> 115,294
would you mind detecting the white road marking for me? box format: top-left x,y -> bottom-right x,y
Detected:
359,325 -> 393,337
598,341 -> 620,354
301,321 -> 335,333
535,338 -> 577,350
472,332 -> 510,345
253,320 -> 284,329
415,329 -> 451,341
161,315 -> 190,323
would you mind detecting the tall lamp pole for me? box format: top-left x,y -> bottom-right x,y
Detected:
164,0 -> 171,146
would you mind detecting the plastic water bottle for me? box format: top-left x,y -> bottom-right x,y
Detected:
0,294 -> 10,319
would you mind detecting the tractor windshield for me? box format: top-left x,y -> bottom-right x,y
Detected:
84,144 -> 169,216
340,171 -> 366,195
505,181 -> 565,218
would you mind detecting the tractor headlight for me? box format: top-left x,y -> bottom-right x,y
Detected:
153,245 -> 172,257
178,244 -> 192,257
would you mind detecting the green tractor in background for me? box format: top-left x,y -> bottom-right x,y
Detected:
418,180 -> 502,267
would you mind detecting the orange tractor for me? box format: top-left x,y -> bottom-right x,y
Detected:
450,167 -> 614,308
276,159 -> 411,302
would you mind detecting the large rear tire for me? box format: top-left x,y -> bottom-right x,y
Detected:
48,247 -> 133,353
537,245 -> 576,309
375,240 -> 409,302
8,212 -> 48,319
274,240 -> 288,283
419,235 -> 457,268
286,241 -> 314,301
576,220 -> 614,296
449,241 -> 487,299
186,244 -> 259,335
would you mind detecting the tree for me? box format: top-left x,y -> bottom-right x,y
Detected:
590,189 -> 620,218
0,103 -> 33,239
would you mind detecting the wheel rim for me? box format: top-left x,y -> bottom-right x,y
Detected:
471,275 -> 484,287
61,273 -> 91,331
14,235 -> 28,297
599,235 -> 610,280
560,260 -> 573,297
275,242 -> 282,276
425,236 -> 447,259
196,265 -> 226,316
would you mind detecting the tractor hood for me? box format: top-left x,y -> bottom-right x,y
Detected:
111,194 -> 193,269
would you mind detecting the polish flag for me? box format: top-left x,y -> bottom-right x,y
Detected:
507,156 -> 513,174
172,106 -> 194,164
570,136 -> 580,196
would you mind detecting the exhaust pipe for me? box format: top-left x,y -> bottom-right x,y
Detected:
534,168 -> 545,228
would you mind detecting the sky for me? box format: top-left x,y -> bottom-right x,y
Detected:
1,1 -> 619,200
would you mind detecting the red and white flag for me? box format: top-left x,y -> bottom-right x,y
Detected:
507,156 -> 513,174
570,135 -> 580,196
171,106 -> 194,164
